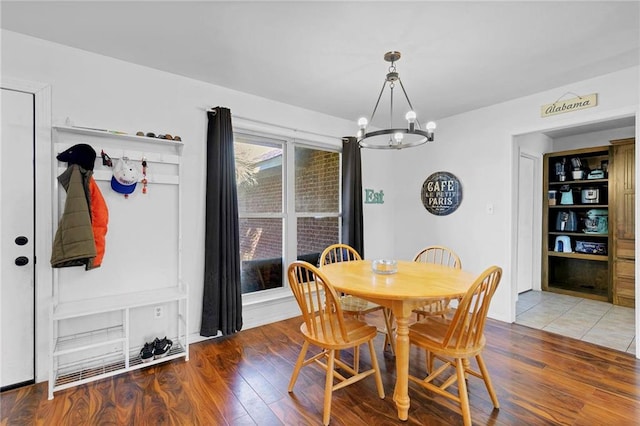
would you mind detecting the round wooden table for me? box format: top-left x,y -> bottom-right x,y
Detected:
320,259 -> 476,421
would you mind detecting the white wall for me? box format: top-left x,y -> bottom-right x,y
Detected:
390,66 -> 638,325
361,149 -> 397,259
517,132 -> 553,154
2,30 -> 395,381
553,126 -> 636,151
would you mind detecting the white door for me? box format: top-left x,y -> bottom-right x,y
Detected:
1,88 -> 36,389
517,152 -> 535,294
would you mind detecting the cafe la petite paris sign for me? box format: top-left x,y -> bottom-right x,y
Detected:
421,171 -> 462,216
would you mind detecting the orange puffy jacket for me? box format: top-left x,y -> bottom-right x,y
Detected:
88,176 -> 108,267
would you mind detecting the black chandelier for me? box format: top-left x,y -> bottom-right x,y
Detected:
357,51 -> 436,150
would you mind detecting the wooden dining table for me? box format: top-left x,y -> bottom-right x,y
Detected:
320,259 -> 476,421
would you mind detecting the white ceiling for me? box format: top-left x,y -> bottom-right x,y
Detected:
2,1 -> 639,126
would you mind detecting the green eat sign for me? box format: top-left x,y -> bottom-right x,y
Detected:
364,189 -> 384,204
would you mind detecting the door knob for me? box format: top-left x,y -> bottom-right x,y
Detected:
15,236 -> 28,246
15,256 -> 29,266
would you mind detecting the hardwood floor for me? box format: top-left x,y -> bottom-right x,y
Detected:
2,316 -> 640,425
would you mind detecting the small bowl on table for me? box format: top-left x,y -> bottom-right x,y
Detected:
372,259 -> 398,274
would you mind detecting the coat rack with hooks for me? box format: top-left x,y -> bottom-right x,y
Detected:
48,125 -> 188,399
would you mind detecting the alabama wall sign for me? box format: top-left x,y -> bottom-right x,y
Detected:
421,171 -> 463,216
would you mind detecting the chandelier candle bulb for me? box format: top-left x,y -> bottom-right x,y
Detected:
406,110 -> 417,131
426,121 -> 436,139
405,110 -> 417,122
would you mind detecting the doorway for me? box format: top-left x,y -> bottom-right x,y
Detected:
1,78 -> 52,387
511,115 -> 638,356
1,88 -> 36,390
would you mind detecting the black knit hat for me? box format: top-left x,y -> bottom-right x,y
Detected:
56,144 -> 97,171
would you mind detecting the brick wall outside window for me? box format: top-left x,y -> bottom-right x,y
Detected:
237,144 -> 340,293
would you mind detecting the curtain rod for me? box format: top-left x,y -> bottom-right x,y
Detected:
207,108 -> 343,141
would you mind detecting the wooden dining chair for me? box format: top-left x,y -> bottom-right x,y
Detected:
408,266 -> 502,426
287,261 -> 385,426
412,245 -> 462,321
319,244 -> 396,356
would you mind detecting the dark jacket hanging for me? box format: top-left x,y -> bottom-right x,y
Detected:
200,107 -> 243,336
51,164 -> 97,269
341,137 -> 365,257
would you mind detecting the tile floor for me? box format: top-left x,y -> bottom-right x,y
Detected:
516,290 -> 636,355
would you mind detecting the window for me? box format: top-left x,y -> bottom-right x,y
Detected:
235,133 -> 340,295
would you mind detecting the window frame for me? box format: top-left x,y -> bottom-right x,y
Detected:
234,128 -> 342,304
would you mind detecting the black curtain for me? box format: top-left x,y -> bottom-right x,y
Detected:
341,137 -> 364,257
200,107 -> 243,337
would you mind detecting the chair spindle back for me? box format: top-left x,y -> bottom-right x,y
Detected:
288,261 -> 348,344
319,243 -> 362,266
413,245 -> 462,269
442,266 -> 502,350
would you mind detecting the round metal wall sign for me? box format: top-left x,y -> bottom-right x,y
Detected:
421,171 -> 463,216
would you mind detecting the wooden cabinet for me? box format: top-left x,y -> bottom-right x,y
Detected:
611,138 -> 635,307
542,146 -> 611,301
